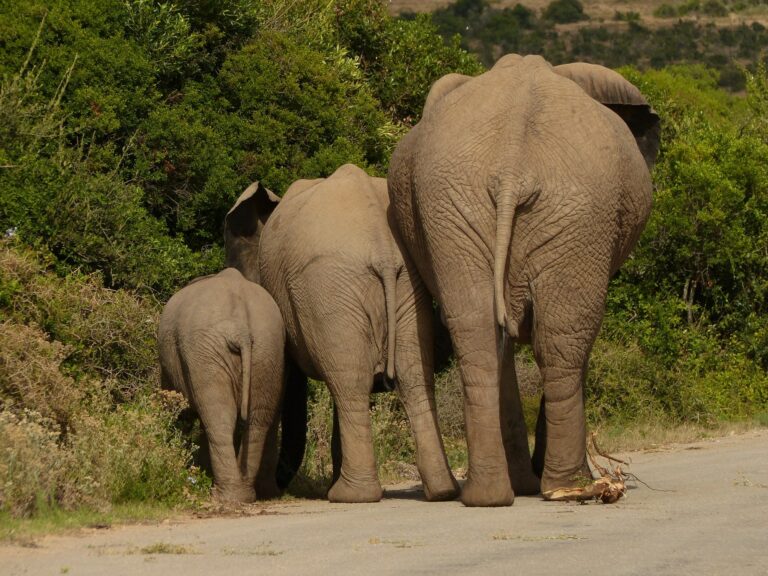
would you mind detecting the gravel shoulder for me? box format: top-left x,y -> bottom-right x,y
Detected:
2,429 -> 767,576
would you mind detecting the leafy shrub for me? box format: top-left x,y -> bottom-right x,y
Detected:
0,394 -> 206,517
614,10 -> 642,21
0,241 -> 159,399
0,322 -> 90,431
0,410 -> 67,517
653,4 -> 679,17
0,354 -> 204,518
542,0 -> 589,23
334,1 -> 483,122
0,242 -> 206,517
0,34 -> 218,298
66,391 -> 204,506
702,0 -> 729,15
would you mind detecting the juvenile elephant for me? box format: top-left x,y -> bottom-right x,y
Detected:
388,55 -> 660,506
225,164 -> 459,503
158,267 -> 286,502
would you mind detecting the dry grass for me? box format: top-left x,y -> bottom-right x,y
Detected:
138,542 -> 198,555
435,353 -> 542,440
492,532 -> 585,541
592,419 -> 762,453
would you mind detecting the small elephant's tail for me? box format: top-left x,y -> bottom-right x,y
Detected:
276,362 -> 308,490
381,265 -> 398,382
239,338 -> 252,422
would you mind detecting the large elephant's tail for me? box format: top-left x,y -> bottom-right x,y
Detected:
494,186 -> 518,330
276,361 -> 308,490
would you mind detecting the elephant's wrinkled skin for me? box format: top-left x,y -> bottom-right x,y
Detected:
388,55 -> 659,506
158,268 -> 285,502
227,164 -> 459,503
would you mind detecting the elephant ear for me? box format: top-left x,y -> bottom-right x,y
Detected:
224,181 -> 280,283
554,62 -> 660,169
423,73 -> 472,117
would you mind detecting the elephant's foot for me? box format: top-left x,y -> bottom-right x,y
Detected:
327,474 -> 383,503
422,473 -> 461,502
460,474 -> 514,507
510,471 -> 541,496
540,464 -> 594,501
214,482 -> 256,504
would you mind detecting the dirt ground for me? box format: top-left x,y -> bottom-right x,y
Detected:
1,429 -> 767,576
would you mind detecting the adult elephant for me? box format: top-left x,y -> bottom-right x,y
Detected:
225,164 -> 459,503
388,55 -> 659,507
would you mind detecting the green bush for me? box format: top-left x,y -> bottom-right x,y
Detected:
0,394 -> 207,518
0,242 -> 160,399
614,10 -> 642,21
334,1 -> 483,122
0,322 -> 90,431
702,0 -> 729,15
0,243 -> 207,518
0,33 -> 218,298
66,391 -> 205,506
653,4 -> 679,17
542,0 -> 589,23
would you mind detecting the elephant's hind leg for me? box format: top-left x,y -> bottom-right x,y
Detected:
240,348 -> 284,500
395,280 -> 459,501
499,337 -> 541,496
529,261 -> 609,497
325,368 -> 383,503
437,287 -> 515,507
185,356 -> 254,503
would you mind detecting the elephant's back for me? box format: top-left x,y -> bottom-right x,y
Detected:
260,165 -> 397,271
408,55 -> 650,225
258,166 -> 398,380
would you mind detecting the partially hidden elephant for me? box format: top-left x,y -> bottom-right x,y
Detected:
388,55 -> 660,506
224,164 -> 460,503
158,267 -> 286,502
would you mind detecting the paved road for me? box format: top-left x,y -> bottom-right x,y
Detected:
2,430 -> 767,576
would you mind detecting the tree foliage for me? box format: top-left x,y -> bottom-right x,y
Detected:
1,0 -> 768,516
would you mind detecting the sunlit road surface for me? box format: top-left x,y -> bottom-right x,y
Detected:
1,429 -> 766,576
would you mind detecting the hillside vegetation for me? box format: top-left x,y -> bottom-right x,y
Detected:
1,0 -> 767,522
404,0 -> 768,89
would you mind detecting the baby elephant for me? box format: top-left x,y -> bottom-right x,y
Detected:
158,268 -> 285,502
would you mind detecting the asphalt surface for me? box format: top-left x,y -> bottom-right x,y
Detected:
1,429 -> 767,576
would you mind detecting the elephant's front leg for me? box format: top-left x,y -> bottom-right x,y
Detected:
325,374 -> 383,503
